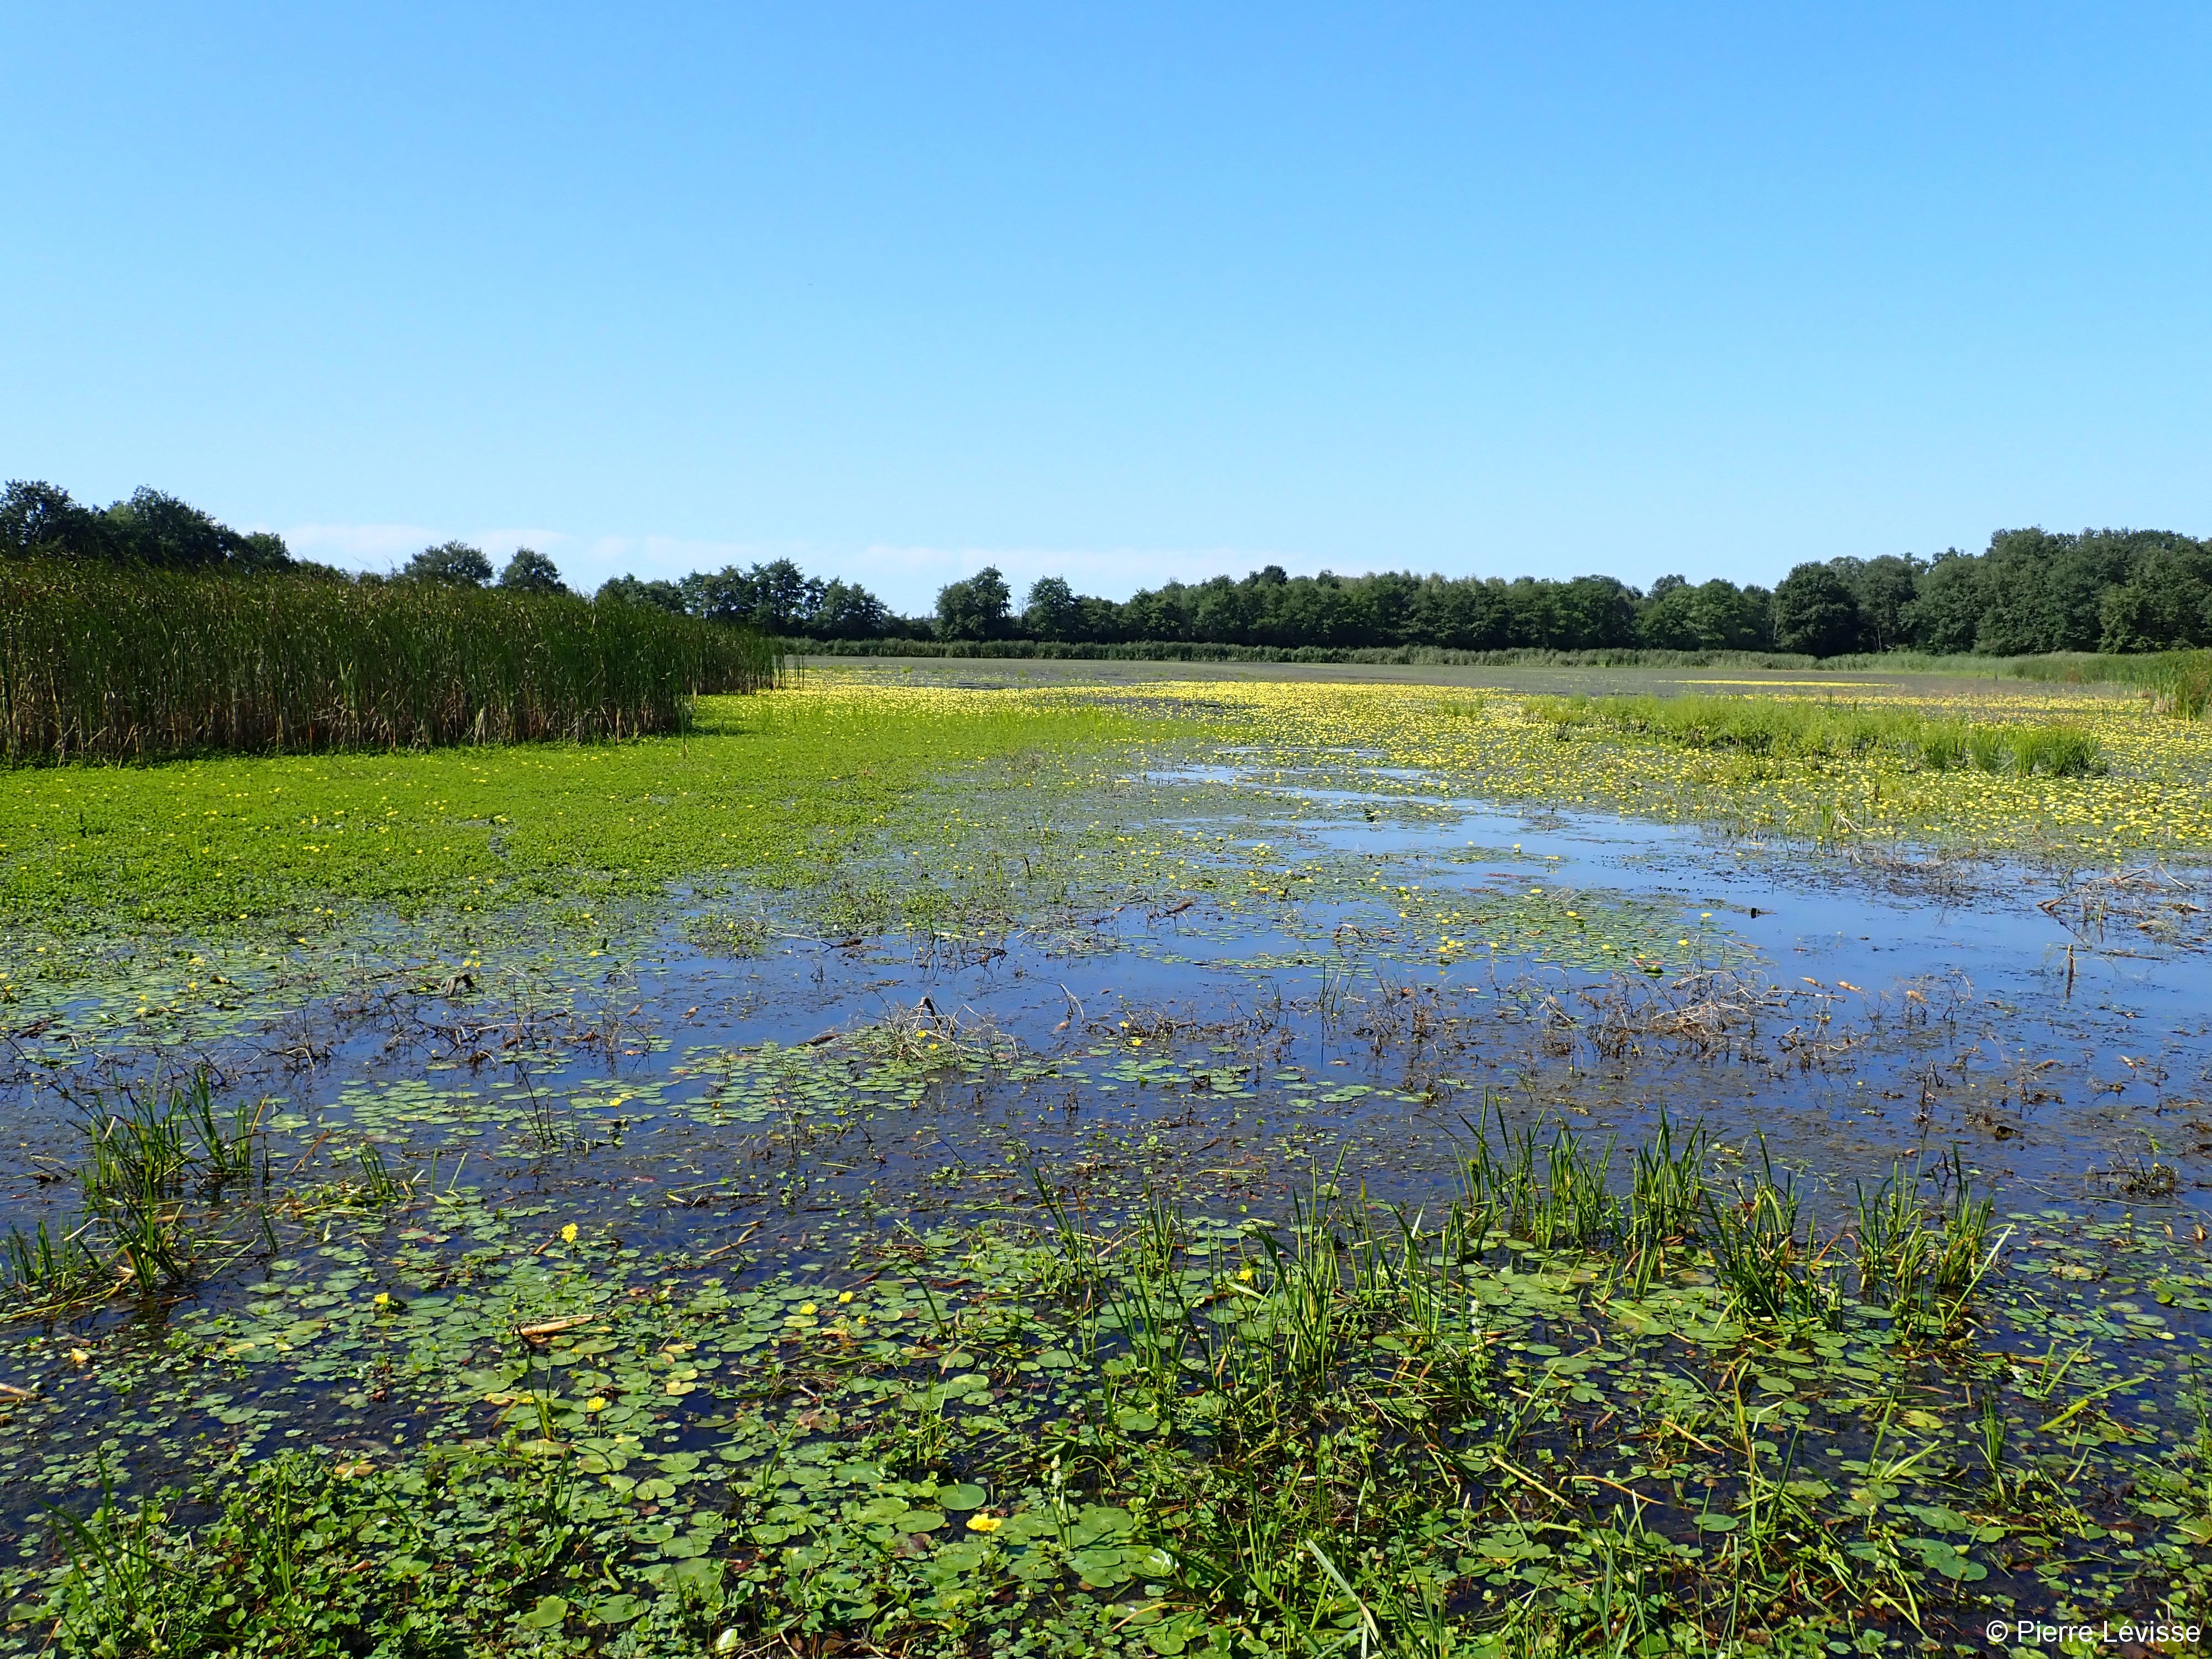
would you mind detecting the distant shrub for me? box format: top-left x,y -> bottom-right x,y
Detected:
1534,694 -> 2105,778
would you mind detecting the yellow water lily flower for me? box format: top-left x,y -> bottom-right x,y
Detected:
561,1223 -> 578,1244
799,1302 -> 817,1316
585,1396 -> 607,1412
966,1513 -> 1001,1533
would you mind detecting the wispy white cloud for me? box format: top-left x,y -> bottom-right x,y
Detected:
278,521 -> 441,570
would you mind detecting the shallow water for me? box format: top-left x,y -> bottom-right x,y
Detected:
6,755 -> 2212,1641
6,759 -> 2206,1255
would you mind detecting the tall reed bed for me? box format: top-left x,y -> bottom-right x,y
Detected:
2005,646 -> 2212,719
0,560 -> 779,763
1533,692 -> 2105,776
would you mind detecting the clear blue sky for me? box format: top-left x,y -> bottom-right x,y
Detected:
6,4 -> 2209,611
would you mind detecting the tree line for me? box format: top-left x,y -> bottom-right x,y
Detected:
9,479 -> 2211,657
0,482 -> 574,596
607,529 -> 2212,657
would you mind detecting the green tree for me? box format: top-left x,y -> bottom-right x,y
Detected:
234,531 -> 295,573
1904,550 -> 1983,652
811,578 -> 890,638
497,547 -> 568,594
1550,576 -> 1641,649
4,481 -> 292,570
1637,585 -> 1702,649
596,574 -> 688,613
748,559 -> 827,632
0,480 -> 114,560
1022,576 -> 1083,640
1638,578 -> 1770,651
1843,554 -> 1922,651
106,488 -> 253,568
403,541 -> 493,585
2096,539 -> 2212,650
1972,529 -> 2134,654
1772,563 -> 1863,656
681,565 -> 759,624
936,566 -> 1012,639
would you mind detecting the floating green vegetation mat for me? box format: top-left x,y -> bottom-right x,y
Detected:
6,1102 -> 2212,1656
0,686 -> 1196,941
1,667 -> 2204,1071
9,670 -> 2211,966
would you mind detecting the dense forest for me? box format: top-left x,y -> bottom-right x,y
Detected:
607,529 -> 2212,658
9,480 -> 2212,658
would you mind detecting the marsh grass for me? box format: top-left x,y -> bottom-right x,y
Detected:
0,559 -> 779,763
0,1217 -> 101,1306
1533,693 -> 2105,777
966,1115 -> 2034,1651
1851,1155 -> 2005,1339
26,1114 -> 2199,1656
2007,647 -> 2212,721
2,1070 -> 269,1308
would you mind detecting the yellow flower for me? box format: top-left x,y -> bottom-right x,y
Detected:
1237,1266 -> 1255,1282
966,1513 -> 1001,1533
585,1396 -> 607,1412
560,1223 -> 579,1244
373,1292 -> 390,1307
837,1291 -> 854,1303
799,1303 -> 818,1316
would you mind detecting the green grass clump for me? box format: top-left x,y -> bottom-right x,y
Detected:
1533,692 -> 2105,776
2,1071 -> 268,1311
0,559 -> 779,764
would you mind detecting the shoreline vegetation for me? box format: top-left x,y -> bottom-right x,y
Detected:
1529,695 -> 2107,778
0,559 -> 779,765
3,481 -> 2208,771
789,637 -> 2212,712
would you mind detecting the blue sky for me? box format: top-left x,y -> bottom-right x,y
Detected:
6,4 -> 2209,612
